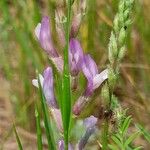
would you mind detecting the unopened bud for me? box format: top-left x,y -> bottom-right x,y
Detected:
80,0 -> 87,13
70,13 -> 82,38
73,96 -> 89,116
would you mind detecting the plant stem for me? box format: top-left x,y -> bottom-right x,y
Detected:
102,81 -> 112,150
62,0 -> 72,149
102,119 -> 109,150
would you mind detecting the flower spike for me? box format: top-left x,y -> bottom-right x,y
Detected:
73,55 -> 108,115
32,67 -> 58,108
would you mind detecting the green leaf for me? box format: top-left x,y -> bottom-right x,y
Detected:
35,105 -> 43,150
124,132 -> 140,148
136,124 -> 150,143
13,124 -> 23,150
121,116 -> 132,135
115,133 -> 122,141
108,144 -> 119,150
133,146 -> 143,150
38,75 -> 56,150
111,135 -> 123,149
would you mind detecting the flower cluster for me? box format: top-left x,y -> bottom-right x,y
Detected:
32,2 -> 108,148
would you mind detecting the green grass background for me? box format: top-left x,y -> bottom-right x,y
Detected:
0,0 -> 150,149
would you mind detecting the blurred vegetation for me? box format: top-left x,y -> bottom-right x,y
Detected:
0,0 -> 150,149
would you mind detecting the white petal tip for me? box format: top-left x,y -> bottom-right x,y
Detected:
35,23 -> 41,39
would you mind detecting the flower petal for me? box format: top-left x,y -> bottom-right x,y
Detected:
38,16 -> 58,57
35,23 -> 41,40
82,54 -> 98,81
78,116 -> 97,150
93,69 -> 108,90
84,79 -> 94,97
32,74 -> 44,88
43,67 -> 58,108
83,116 -> 98,129
78,127 -> 95,150
69,38 -> 83,76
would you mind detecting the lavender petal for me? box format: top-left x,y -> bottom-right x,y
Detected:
83,116 -> 98,129
78,127 -> 96,150
32,74 -> 44,88
78,116 -> 98,150
93,69 -> 108,90
69,38 -> 83,76
35,23 -> 41,40
43,67 -> 58,108
82,54 -> 98,81
38,16 -> 58,57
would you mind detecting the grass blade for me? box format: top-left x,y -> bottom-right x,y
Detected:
124,132 -> 140,148
62,0 -> 72,149
38,75 -> 56,150
35,105 -> 43,150
121,116 -> 132,135
13,124 -> 23,150
136,124 -> 150,143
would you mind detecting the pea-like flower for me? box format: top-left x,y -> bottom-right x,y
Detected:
35,16 -> 58,57
35,16 -> 63,72
69,38 -> 83,76
78,116 -> 98,150
73,55 -> 108,115
32,67 -> 58,108
32,67 -> 63,131
82,55 -> 108,96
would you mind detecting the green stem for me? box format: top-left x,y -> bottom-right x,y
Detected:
102,81 -> 112,150
102,119 -> 109,150
62,0 -> 72,149
35,105 -> 43,150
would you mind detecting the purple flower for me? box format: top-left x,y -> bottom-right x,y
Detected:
35,16 -> 59,57
43,67 -> 58,108
73,55 -> 108,115
32,67 -> 58,108
58,140 -> 74,150
82,54 -> 108,96
69,38 -> 83,76
83,116 -> 98,129
78,116 -> 98,150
